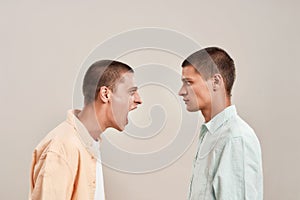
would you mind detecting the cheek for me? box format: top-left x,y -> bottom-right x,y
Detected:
190,86 -> 210,103
129,95 -> 135,105
113,96 -> 130,111
187,86 -> 198,99
197,89 -> 211,103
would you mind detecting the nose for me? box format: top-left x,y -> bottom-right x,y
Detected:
178,85 -> 187,96
134,92 -> 142,105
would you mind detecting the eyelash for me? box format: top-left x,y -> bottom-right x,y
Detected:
184,81 -> 191,86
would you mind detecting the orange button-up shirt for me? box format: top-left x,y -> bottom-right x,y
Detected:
29,110 -> 104,200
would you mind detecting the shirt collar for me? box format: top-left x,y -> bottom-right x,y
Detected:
203,105 -> 237,135
66,109 -> 101,159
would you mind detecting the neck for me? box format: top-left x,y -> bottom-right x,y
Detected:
201,106 -> 212,123
77,104 -> 106,141
202,96 -> 231,123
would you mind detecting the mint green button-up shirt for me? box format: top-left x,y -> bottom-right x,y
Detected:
188,105 -> 263,200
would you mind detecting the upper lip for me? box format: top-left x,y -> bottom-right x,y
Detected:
183,99 -> 189,102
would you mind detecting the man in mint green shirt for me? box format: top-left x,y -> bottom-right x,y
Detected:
179,47 -> 263,200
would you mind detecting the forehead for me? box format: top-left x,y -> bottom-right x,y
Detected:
116,72 -> 135,87
182,65 -> 200,78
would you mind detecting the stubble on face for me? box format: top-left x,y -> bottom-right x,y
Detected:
180,66 -> 212,115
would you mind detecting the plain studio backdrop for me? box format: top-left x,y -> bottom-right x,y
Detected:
1,1 -> 299,199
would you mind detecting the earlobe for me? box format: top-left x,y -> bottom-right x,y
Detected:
212,74 -> 223,91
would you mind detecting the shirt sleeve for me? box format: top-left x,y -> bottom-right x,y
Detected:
30,151 -> 74,200
212,137 -> 262,200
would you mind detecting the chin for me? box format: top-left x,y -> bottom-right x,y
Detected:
186,106 -> 198,112
115,125 -> 124,132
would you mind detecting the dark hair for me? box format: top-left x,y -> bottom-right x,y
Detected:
182,47 -> 235,97
82,60 -> 134,105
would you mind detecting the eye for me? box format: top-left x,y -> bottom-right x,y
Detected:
184,80 -> 191,86
129,90 -> 136,96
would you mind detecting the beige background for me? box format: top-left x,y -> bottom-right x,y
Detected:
1,0 -> 300,199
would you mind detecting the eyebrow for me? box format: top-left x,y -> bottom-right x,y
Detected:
128,86 -> 138,92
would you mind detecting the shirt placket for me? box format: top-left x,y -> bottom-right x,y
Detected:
188,125 -> 208,199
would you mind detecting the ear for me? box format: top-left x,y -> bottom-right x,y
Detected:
97,86 -> 111,103
212,74 -> 223,91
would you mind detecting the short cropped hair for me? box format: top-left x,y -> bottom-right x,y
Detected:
182,47 -> 235,97
82,60 -> 134,105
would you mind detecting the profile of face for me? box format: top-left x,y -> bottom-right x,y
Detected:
109,72 -> 142,131
178,65 -> 212,112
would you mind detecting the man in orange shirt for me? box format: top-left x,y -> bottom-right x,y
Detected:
29,60 -> 142,200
